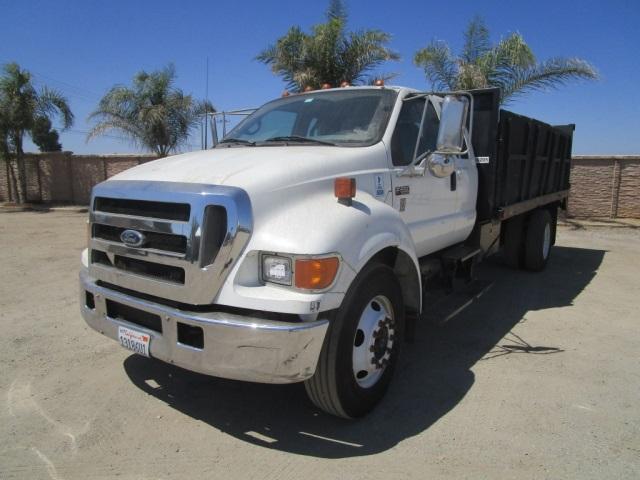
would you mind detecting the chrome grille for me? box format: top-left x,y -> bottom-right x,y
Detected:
88,180 -> 252,305
93,223 -> 188,254
94,197 -> 190,221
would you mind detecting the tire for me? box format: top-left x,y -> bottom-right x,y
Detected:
304,263 -> 405,418
524,209 -> 552,272
503,216 -> 524,269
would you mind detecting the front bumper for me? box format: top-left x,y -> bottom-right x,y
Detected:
80,270 -> 329,384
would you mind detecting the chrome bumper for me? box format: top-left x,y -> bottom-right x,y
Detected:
80,270 -> 329,384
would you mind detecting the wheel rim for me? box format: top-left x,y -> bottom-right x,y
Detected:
352,295 -> 395,388
542,223 -> 551,259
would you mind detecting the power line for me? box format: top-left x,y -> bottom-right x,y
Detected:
0,60 -> 103,103
64,128 -> 131,142
29,70 -> 103,99
63,129 -> 203,151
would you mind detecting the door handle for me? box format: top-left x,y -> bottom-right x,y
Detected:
450,172 -> 457,191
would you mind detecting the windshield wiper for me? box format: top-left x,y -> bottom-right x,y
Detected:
218,138 -> 256,146
263,135 -> 337,146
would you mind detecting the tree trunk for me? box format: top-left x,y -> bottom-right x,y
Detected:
7,156 -> 20,203
13,134 -> 27,204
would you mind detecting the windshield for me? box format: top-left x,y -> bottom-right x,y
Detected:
222,89 -> 397,147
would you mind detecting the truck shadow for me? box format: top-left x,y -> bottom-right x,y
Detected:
123,245 -> 604,458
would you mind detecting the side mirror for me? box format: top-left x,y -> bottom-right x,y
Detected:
428,154 -> 455,178
436,95 -> 470,155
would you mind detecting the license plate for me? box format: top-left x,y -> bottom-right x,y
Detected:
118,326 -> 150,357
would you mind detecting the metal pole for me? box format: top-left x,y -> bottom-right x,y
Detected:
204,57 -> 209,149
210,113 -> 218,146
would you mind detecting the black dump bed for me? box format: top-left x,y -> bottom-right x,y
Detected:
469,88 -> 574,222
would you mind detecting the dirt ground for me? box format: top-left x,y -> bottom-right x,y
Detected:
0,210 -> 638,479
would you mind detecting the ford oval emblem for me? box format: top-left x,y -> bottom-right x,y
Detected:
120,229 -> 146,248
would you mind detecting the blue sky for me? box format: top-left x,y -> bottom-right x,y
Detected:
1,0 -> 638,155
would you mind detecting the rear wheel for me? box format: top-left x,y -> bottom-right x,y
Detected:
304,263 -> 404,418
524,209 -> 552,271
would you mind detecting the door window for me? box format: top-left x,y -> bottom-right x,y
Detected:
391,98 -> 440,166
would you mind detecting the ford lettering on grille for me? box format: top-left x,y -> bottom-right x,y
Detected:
120,229 -> 146,247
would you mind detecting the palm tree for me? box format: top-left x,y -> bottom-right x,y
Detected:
88,64 -> 214,157
414,16 -> 598,104
257,0 -> 399,92
0,62 -> 73,203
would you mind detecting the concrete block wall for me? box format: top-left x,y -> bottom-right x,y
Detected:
1,153 -> 639,218
568,156 -> 640,218
0,152 -> 157,204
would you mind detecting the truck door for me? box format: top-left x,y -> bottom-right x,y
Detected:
389,96 -> 461,257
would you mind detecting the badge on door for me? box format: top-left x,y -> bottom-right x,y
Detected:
374,175 -> 385,197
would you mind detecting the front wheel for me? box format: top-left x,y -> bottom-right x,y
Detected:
304,263 -> 404,418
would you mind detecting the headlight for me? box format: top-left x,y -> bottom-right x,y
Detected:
261,254 -> 292,286
261,253 -> 340,290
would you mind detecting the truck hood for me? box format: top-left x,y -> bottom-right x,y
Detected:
111,144 -> 386,196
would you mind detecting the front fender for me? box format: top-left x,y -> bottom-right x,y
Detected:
215,188 -> 421,315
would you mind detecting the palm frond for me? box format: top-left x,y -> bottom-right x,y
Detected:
194,99 -> 216,116
37,86 -> 74,129
256,1 -> 397,90
493,33 -> 535,68
327,0 -> 347,21
257,26 -> 308,90
462,15 -> 490,63
342,30 -> 399,84
88,64 -> 207,155
413,41 -> 457,91
414,16 -> 598,104
500,57 -> 598,103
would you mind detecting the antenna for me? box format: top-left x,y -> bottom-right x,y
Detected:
204,57 -> 209,150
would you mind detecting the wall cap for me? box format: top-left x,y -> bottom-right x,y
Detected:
573,155 -> 640,160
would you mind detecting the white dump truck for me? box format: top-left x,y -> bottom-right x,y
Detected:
80,85 -> 573,418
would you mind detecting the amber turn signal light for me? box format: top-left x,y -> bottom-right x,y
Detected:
334,177 -> 356,201
295,257 -> 340,290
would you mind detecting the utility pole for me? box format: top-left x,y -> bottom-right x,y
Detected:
204,57 -> 209,149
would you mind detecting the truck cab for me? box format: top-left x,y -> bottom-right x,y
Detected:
80,85 -> 572,418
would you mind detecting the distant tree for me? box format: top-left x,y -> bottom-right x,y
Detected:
31,116 -> 62,152
88,64 -> 214,157
0,62 -> 73,203
257,0 -> 399,92
414,16 -> 598,104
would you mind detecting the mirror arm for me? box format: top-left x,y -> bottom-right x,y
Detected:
398,147 -> 433,177
462,128 -> 474,158
411,99 -> 429,162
